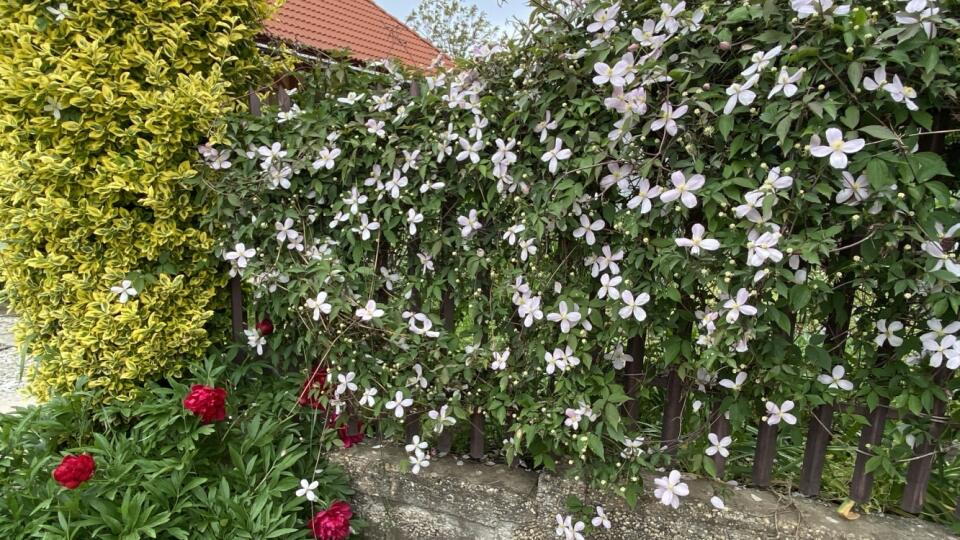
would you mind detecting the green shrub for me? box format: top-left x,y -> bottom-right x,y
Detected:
0,0 -> 278,401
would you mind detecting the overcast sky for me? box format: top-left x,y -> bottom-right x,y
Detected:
377,0 -> 533,30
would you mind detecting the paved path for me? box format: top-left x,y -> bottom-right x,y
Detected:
0,314 -> 31,413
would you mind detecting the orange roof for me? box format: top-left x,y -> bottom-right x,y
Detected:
263,0 -> 442,69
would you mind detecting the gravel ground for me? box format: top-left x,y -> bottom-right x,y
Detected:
0,315 -> 31,412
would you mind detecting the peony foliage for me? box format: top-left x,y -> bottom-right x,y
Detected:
204,0 -> 960,518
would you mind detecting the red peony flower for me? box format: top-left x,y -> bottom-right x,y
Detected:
328,413 -> 364,448
52,453 -> 95,489
308,501 -> 353,540
338,423 -> 364,449
183,385 -> 227,423
256,317 -> 274,336
298,367 -> 328,409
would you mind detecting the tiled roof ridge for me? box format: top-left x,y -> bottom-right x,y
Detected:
262,0 -> 443,69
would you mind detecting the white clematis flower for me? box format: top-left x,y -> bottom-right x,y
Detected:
653,470 -> 689,509
719,371 -> 748,391
385,390 -> 413,418
765,400 -> 797,425
660,171 -> 706,208
409,448 -> 430,474
875,319 -> 904,347
769,67 -> 805,98
305,292 -> 332,320
296,479 -> 319,501
724,75 -> 760,115
311,146 -> 341,170
723,288 -> 758,323
355,299 -> 385,321
883,75 -> 919,111
110,280 -> 138,303
675,223 -> 720,255
224,243 -> 256,271
742,45 -> 781,77
705,433 -> 732,457
548,301 -> 582,334
817,365 -> 854,390
407,208 -> 424,234
619,291 -> 650,321
541,138 -> 573,175
573,214 -> 605,245
651,101 -> 688,136
598,273 -> 622,300
353,213 -> 380,241
457,209 -> 482,238
836,172 -> 870,205
809,128 -> 865,169
586,2 -> 620,33
491,349 -> 510,370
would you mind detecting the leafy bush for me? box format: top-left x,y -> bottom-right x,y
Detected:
0,357 -> 356,539
0,0 -> 277,401
205,0 -> 959,525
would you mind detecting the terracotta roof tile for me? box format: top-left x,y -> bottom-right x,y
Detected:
263,0 -> 442,69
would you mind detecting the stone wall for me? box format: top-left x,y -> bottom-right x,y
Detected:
329,445 -> 953,539
0,312 -> 29,413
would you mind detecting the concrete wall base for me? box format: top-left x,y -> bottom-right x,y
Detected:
329,445 -> 953,539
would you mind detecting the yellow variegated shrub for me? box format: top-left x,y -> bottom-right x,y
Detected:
0,1 -> 276,400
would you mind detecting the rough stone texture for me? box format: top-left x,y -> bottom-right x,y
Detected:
330,445 -> 954,540
0,313 -> 31,413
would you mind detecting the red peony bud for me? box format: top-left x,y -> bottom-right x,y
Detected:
53,453 -> 95,489
308,501 -> 353,540
183,385 -> 228,423
256,317 -> 274,336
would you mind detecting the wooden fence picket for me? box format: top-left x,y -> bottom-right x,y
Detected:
799,281 -> 854,496
660,369 -> 683,456
469,410 -> 485,459
799,404 -> 834,496
751,422 -> 778,488
708,408 -> 731,477
622,332 -> 645,421
849,399 -> 889,502
900,369 -> 954,512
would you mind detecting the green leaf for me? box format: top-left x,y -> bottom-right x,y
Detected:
718,115 -> 734,140
841,106 -> 859,129
587,434 -> 605,458
921,46 -> 939,74
908,395 -> 922,415
776,116 -> 791,147
768,307 -> 792,334
866,392 -> 880,411
703,456 -> 717,478
847,61 -> 863,89
865,159 -> 892,190
604,402 -> 621,430
908,152 -> 951,182
859,125 -> 897,141
790,285 -> 811,310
